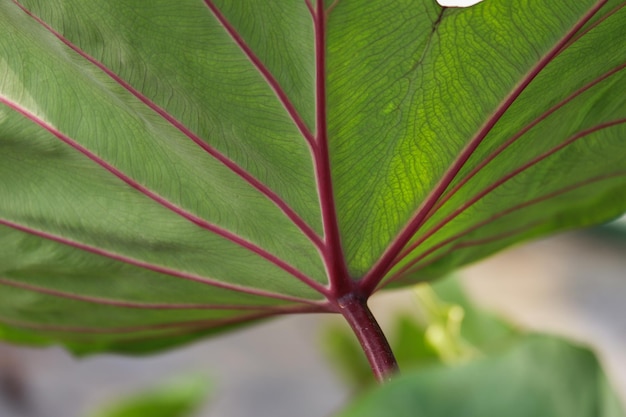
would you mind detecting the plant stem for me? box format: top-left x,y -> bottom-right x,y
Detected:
337,293 -> 399,382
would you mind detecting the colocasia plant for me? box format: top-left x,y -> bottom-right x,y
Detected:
0,0 -> 625,400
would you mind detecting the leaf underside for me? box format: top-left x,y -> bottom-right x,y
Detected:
0,0 -> 624,352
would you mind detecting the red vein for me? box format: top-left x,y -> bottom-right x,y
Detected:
0,303 -> 327,341
305,0 -> 315,17
389,224 -> 544,287
0,218 -> 325,306
201,0 -> 352,295
0,97 -> 328,295
32,311 -> 322,346
430,63 -> 626,215
387,119 -> 626,277
326,0 -> 341,17
200,1 -> 345,293
312,0 -> 352,297
0,317 -> 226,335
0,309 -> 289,335
202,1 -> 317,151
11,0 -> 324,253
0,277 -> 287,311
565,1 -> 626,49
358,0 -> 610,294
384,171 -> 626,286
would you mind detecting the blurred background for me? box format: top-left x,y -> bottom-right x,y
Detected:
1,219 -> 625,417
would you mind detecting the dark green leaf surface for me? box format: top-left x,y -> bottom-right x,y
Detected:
1,0 -> 624,351
336,335 -> 626,417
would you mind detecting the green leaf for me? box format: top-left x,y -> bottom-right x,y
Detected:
1,0 -> 624,351
335,335 -> 626,417
87,375 -> 210,417
426,276 -> 518,350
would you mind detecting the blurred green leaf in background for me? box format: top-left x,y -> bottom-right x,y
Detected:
87,375 -> 210,417
336,335 -> 624,417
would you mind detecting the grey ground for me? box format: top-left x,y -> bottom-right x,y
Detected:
1,230 -> 625,417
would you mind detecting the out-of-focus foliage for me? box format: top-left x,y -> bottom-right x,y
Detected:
322,277 -> 519,390
335,334 -> 624,417
325,277 -> 625,416
87,375 -> 210,417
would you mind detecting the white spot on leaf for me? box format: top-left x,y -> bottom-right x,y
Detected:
437,0 -> 485,7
